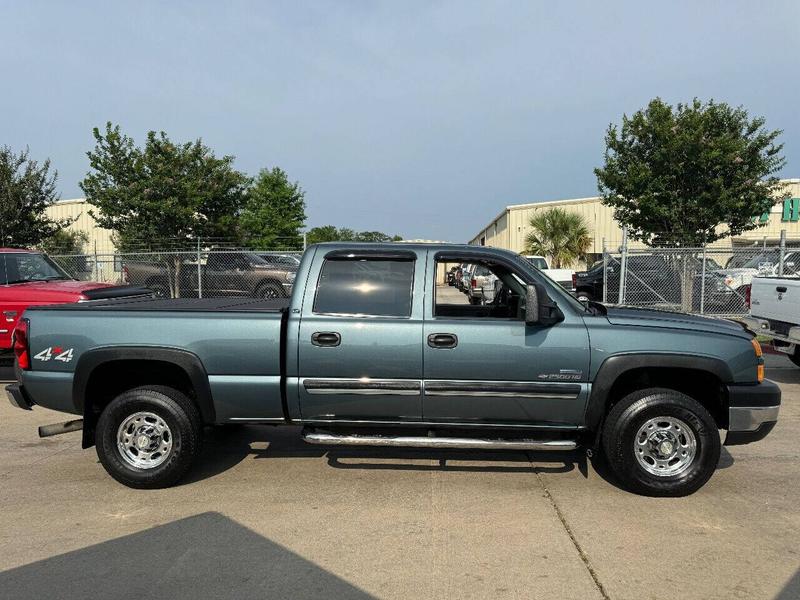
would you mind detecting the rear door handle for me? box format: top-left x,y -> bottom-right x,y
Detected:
776,286 -> 788,293
427,333 -> 458,349
311,331 -> 341,347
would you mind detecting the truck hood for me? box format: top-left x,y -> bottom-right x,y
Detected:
604,306 -> 750,338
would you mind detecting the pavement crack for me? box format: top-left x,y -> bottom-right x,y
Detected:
534,469 -> 611,600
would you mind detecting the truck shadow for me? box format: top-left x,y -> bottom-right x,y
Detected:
184,425 -> 611,485
184,423 -> 737,491
0,512 -> 375,600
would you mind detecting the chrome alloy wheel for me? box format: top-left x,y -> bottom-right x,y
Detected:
634,416 -> 697,477
117,411 -> 173,469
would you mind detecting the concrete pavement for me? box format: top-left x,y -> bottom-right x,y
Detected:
1,361 -> 798,599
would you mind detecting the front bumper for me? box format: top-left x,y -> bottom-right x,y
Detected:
724,379 -> 781,446
6,383 -> 33,410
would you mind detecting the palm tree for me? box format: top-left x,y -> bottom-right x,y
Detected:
524,208 -> 592,268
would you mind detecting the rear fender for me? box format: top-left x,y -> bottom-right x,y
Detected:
73,346 -> 215,448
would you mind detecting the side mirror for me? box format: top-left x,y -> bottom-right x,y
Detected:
525,283 -> 564,326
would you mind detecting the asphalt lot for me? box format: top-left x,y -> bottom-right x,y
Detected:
1,321 -> 799,598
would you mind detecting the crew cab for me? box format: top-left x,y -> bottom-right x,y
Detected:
6,243 -> 780,496
0,248 -> 148,378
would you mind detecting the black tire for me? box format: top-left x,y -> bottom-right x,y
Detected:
146,280 -> 170,298
576,291 -> 593,303
601,388 -> 720,497
95,386 -> 203,489
256,281 -> 285,299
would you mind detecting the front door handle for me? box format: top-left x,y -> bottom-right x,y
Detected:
311,331 -> 341,347
427,333 -> 458,349
776,286 -> 788,293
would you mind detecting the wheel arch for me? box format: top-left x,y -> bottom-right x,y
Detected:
586,353 -> 733,431
74,346 -> 215,448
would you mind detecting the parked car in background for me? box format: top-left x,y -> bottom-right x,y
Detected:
573,254 -> 744,313
523,255 -> 575,292
464,264 -> 497,304
123,251 -> 295,299
446,266 -> 459,286
715,250 -> 800,292
257,253 -> 301,270
458,263 -> 474,292
743,275 -> 800,366
0,248 -> 149,379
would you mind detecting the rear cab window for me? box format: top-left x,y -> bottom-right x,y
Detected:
314,254 -> 415,317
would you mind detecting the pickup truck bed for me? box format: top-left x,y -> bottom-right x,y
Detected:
19,297 -> 288,423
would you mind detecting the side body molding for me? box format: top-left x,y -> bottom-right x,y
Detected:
73,346 -> 216,432
584,353 -> 734,428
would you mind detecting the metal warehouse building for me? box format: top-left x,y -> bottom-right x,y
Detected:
469,178 -> 800,262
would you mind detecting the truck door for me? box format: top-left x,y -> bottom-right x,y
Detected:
422,252 -> 590,426
296,248 -> 424,421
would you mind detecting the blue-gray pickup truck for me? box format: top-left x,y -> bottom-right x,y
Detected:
6,243 -> 781,496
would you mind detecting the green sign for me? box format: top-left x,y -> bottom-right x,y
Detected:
782,198 -> 800,222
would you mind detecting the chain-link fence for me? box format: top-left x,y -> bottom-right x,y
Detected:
50,248 -> 303,299
589,235 -> 800,317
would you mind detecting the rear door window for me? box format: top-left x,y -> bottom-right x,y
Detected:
314,258 -> 415,317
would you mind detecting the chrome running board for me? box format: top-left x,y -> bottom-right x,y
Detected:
302,430 -> 577,451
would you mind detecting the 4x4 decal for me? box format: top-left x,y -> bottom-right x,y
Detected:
33,346 -> 75,363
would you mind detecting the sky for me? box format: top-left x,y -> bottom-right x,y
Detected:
2,1 -> 799,242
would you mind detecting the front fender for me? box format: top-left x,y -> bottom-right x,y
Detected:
584,353 -> 733,429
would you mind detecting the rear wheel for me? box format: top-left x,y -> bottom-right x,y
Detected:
576,291 -> 593,303
96,386 -> 202,489
601,388 -> 720,496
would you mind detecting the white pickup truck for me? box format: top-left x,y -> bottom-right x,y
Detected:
743,276 -> 800,366
523,255 -> 576,292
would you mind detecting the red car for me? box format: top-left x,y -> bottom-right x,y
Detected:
1,248 -> 148,377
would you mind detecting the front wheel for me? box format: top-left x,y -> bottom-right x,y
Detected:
96,386 -> 202,489
601,388 -> 720,496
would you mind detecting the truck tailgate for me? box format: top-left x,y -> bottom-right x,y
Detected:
751,276 -> 800,324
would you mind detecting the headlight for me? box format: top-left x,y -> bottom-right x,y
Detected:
286,271 -> 296,282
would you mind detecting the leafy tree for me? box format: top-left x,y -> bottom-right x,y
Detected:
524,208 -> 591,268
595,98 -> 787,247
0,146 -> 72,247
39,229 -> 89,255
80,122 -> 249,296
306,226 -> 403,245
356,231 -> 403,243
239,167 -> 306,250
39,230 -> 90,277
305,225 -> 342,245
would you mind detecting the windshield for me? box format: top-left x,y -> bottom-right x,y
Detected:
1,252 -> 72,285
741,253 -> 778,269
